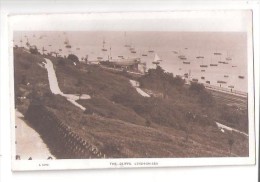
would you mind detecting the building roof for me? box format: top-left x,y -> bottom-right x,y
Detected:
111,58 -> 140,66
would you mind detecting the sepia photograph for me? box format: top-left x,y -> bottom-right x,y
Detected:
10,10 -> 255,170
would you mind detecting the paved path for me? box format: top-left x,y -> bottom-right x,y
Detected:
129,79 -> 150,97
15,110 -> 55,160
44,58 -> 90,110
216,122 -> 248,137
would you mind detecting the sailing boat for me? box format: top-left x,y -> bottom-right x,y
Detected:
178,50 -> 187,60
130,47 -> 137,54
25,38 -> 30,47
124,32 -> 131,47
196,51 -> 204,59
222,52 -> 229,64
148,46 -> 154,53
200,57 -> 208,68
65,43 -> 72,48
226,51 -> 232,61
19,39 -> 23,47
142,49 -> 148,56
42,46 -> 47,54
218,55 -> 224,64
152,53 -> 162,65
64,38 -> 69,45
64,38 -> 72,48
210,56 -> 218,66
183,61 -> 190,64
217,80 -> 227,84
101,39 -> 107,51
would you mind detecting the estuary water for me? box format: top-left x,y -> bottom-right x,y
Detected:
14,31 -> 248,92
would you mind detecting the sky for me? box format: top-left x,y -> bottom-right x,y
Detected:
10,10 -> 252,32
11,10 -> 253,92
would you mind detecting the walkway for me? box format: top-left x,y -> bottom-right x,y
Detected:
15,110 -> 55,160
216,122 -> 248,137
129,79 -> 150,97
44,58 -> 90,110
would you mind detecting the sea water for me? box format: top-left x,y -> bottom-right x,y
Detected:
13,31 -> 248,92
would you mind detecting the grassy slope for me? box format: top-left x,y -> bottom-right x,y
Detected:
14,48 -> 50,114
47,55 -> 248,157
14,50 -> 249,158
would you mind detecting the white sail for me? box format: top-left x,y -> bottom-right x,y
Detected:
153,53 -> 161,63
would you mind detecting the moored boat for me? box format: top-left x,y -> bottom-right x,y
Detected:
200,65 -> 208,68
217,80 -> 227,84
210,64 -> 218,66
183,61 -> 190,64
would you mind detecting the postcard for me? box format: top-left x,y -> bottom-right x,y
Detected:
9,11 -> 255,171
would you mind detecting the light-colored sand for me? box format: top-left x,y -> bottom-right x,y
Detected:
15,110 -> 55,160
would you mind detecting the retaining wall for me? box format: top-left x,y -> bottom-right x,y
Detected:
25,103 -> 106,159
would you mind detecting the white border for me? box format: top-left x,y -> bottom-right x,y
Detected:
9,11 -> 256,171
0,0 -> 259,181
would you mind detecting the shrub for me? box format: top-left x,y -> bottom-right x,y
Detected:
67,54 -> 79,63
198,90 -> 215,107
189,82 -> 205,93
29,46 -> 39,54
57,58 -> 66,66
219,105 -> 248,131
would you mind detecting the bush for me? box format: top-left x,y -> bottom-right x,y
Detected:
189,82 -> 205,93
67,54 -> 79,63
198,90 -> 215,107
189,82 -> 215,107
172,76 -> 185,87
57,58 -> 66,66
139,66 -> 185,93
29,46 -> 39,54
219,105 -> 248,131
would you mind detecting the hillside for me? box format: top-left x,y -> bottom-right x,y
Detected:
14,49 -> 249,158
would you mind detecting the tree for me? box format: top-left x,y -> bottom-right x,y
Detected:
182,111 -> 197,142
78,86 -> 83,100
189,82 -> 205,93
228,133 -> 235,156
67,54 -> 79,63
76,77 -> 83,99
20,74 -> 27,85
29,45 -> 39,54
172,76 -> 185,87
58,58 -> 66,66
145,120 -> 151,127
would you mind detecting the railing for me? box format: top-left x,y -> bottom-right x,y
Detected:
204,84 -> 248,98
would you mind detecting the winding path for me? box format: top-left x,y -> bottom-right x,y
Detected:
129,79 -> 150,97
43,58 -> 90,110
15,58 -> 91,160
